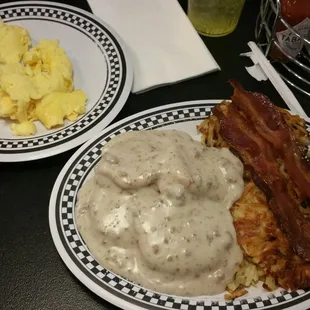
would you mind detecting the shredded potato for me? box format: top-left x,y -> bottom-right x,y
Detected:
198,102 -> 310,299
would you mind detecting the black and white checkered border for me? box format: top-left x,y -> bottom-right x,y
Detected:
0,5 -> 122,150
57,106 -> 310,310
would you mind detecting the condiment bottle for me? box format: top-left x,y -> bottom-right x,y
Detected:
270,0 -> 310,61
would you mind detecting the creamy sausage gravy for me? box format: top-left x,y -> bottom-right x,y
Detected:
76,130 -> 244,296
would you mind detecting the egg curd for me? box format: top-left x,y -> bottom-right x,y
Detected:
0,21 -> 87,136
0,21 -> 30,64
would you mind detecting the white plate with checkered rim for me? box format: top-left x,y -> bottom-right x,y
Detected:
49,100 -> 310,310
0,1 -> 133,162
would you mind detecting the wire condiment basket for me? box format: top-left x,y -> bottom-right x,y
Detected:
256,0 -> 310,97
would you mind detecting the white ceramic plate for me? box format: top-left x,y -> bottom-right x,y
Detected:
0,1 -> 133,162
49,101 -> 310,310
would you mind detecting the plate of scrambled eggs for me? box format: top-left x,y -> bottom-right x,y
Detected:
0,1 -> 133,162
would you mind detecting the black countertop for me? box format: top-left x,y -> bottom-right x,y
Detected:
1,1 -> 310,310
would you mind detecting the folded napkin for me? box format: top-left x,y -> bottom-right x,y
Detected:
87,0 -> 220,93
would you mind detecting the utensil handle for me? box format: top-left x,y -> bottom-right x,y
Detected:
248,41 -> 309,121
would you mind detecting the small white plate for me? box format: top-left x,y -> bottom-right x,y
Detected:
49,100 -> 310,310
0,1 -> 133,162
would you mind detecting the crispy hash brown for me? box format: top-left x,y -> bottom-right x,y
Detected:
198,100 -> 310,298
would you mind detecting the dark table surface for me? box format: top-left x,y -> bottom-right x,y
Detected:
1,1 -> 310,310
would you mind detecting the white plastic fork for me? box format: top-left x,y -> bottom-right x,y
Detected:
243,41 -> 309,121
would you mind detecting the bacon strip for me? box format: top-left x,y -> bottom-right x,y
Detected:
230,80 -> 310,200
213,104 -> 310,260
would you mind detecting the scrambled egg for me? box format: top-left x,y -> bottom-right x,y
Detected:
0,21 -> 31,64
23,39 -> 73,96
11,121 -> 36,136
36,90 -> 87,129
0,21 -> 87,136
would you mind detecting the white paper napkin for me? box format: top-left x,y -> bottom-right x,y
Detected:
87,0 -> 220,93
